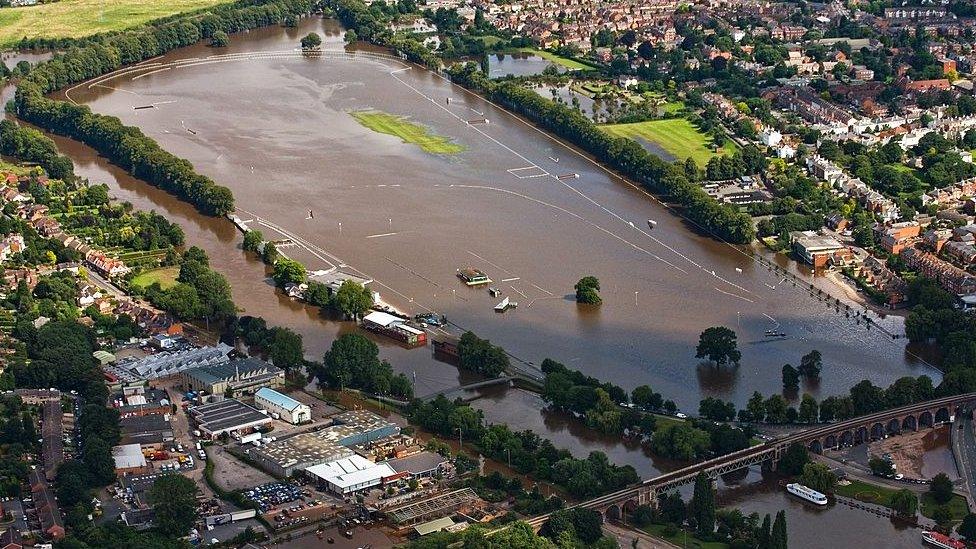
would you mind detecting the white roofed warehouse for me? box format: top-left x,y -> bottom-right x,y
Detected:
254,388 -> 311,425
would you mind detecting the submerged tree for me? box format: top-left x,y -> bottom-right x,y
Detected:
574,276 -> 602,305
695,326 -> 741,365
301,32 -> 322,50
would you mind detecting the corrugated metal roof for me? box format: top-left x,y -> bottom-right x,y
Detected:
413,517 -> 455,536
255,388 -> 304,412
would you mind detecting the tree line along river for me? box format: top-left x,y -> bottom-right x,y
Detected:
3,15 -> 937,547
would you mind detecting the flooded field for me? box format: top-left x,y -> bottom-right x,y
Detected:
487,52 -> 561,78
63,17 -> 938,412
9,16 -> 952,548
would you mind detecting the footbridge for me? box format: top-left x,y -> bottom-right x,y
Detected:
523,392 -> 976,529
419,376 -> 516,401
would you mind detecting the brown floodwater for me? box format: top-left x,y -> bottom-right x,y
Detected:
60,17 -> 940,413
8,18 -> 948,546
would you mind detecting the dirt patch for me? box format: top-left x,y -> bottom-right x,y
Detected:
868,426 -> 948,479
209,444 -> 276,492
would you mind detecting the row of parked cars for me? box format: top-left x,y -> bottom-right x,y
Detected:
243,482 -> 306,512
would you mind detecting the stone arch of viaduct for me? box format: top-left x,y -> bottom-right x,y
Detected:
802,404 -> 959,454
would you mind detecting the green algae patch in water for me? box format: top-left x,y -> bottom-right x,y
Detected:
350,110 -> 465,155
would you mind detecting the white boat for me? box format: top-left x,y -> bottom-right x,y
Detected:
922,531 -> 966,549
786,483 -> 827,505
494,297 -> 510,312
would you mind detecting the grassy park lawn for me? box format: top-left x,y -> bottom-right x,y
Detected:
130,266 -> 179,291
351,110 -> 465,155
833,479 -> 899,507
0,0 -> 227,47
515,47 -> 599,71
640,525 -> 729,549
600,118 -> 736,165
920,492 -> 969,522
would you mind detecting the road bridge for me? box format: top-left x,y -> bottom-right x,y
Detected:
523,392 -> 976,529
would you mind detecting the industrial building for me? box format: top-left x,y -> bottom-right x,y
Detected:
247,410 -> 399,477
253,388 -> 311,424
180,357 -> 284,398
328,410 -> 399,446
116,343 -> 233,380
247,431 -> 353,478
305,454 -> 400,495
112,443 -> 149,475
189,399 -> 272,439
119,413 -> 173,448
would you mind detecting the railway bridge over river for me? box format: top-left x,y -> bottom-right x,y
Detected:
523,392 -> 976,529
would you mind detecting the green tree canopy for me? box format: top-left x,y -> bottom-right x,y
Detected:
695,326 -> 741,365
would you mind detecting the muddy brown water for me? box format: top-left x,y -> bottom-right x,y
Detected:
9,18 -> 947,546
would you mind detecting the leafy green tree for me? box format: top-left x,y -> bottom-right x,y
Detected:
320,334 -> 379,389
690,472 -> 715,539
631,385 -> 663,411
758,514 -> 771,549
763,394 -> 788,423
273,258 -> 306,286
269,327 -> 303,372
782,364 -> 799,392
869,457 -> 895,477
301,32 -> 322,50
778,443 -> 809,476
770,511 -> 787,549
262,241 -> 278,264
799,462 -> 836,493
798,349 -> 822,379
798,394 -> 818,423
333,280 -> 373,319
746,391 -> 766,422
650,422 -> 711,460
148,474 -> 199,537
457,331 -> 510,377
930,472 -> 954,504
210,30 -> 229,47
242,229 -> 263,252
958,513 -> 976,541
891,489 -> 918,518
695,326 -> 741,365
574,276 -> 602,305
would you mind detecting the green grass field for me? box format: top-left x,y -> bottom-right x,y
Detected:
351,110 -> 465,155
516,47 -> 598,71
600,118 -> 736,165
833,479 -> 899,507
640,525 -> 729,549
130,266 -> 179,290
921,492 -> 969,522
0,0 -> 228,47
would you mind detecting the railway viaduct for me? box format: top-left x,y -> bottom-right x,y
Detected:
523,392 -> 976,530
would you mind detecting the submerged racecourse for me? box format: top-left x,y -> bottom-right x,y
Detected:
17,17 -> 945,546
61,19 -> 939,411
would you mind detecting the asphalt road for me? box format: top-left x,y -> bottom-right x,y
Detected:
955,413 -> 976,505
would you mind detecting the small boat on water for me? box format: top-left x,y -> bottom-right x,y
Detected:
647,219 -> 657,229
786,483 -> 827,505
922,531 -> 966,549
764,329 -> 787,338
457,267 -> 491,286
488,287 -> 501,297
495,297 -> 517,312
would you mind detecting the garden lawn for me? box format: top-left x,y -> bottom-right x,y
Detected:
351,110 -> 465,155
0,0 -> 230,47
130,266 -> 180,291
832,479 -> 899,507
640,525 -> 729,549
920,493 -> 969,522
600,118 -> 735,165
516,47 -> 599,71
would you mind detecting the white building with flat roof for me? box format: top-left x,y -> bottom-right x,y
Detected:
254,388 -> 311,425
305,454 -> 399,495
